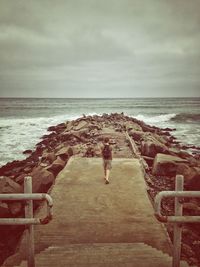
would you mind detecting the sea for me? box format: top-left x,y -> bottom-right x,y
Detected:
0,97 -> 200,167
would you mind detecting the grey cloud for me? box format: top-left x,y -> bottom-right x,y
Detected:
0,0 -> 200,97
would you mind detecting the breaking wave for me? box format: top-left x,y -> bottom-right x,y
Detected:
134,113 -> 177,124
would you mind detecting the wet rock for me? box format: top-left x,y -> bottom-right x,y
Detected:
152,153 -> 188,177
0,177 -> 23,194
22,149 -> 32,155
0,160 -> 26,177
48,123 -> 66,133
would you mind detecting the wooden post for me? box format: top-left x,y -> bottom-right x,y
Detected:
172,175 -> 183,267
24,176 -> 35,267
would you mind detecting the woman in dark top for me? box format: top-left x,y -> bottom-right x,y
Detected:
101,137 -> 112,184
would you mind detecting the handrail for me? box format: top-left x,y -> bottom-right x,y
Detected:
154,175 -> 200,267
0,176 -> 53,267
0,193 -> 53,225
154,191 -> 200,223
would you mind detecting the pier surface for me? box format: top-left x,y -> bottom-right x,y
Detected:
3,157 -> 190,267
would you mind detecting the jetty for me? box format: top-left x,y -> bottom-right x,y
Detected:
2,157 -> 190,267
1,113 -> 200,266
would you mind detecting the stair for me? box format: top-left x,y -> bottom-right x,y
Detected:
15,243 -> 189,267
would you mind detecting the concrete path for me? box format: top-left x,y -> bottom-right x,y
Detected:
3,157 -> 190,267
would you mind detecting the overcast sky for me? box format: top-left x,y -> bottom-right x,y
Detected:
0,0 -> 200,98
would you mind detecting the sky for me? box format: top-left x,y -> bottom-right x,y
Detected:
0,0 -> 200,98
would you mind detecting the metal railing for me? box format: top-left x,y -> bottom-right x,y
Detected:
0,176 -> 53,267
154,175 -> 200,267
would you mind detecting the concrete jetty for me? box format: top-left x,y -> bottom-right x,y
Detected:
3,157 -> 190,267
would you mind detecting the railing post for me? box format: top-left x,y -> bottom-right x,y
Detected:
24,176 -> 35,267
172,175 -> 183,267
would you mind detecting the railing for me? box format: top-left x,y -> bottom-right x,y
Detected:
154,175 -> 200,267
0,176 -> 53,267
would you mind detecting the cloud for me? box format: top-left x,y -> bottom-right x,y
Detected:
0,0 -> 200,97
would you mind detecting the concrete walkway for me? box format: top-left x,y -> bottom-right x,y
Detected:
3,157 -> 190,267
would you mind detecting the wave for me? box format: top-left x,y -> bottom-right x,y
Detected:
134,113 -> 177,124
171,113 -> 200,123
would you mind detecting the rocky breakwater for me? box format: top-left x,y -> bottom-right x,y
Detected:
0,113 -> 200,266
126,120 -> 200,265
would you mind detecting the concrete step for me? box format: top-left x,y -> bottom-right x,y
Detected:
14,243 -> 190,267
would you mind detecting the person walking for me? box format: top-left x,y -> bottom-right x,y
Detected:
101,137 -> 112,184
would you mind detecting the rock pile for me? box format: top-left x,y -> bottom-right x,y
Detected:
0,113 -> 200,266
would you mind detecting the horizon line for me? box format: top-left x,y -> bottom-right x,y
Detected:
0,96 -> 199,99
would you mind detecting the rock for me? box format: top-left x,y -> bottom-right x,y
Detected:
0,176 -> 23,194
152,153 -> 188,177
182,243 -> 195,258
183,202 -> 200,213
68,147 -> 74,156
176,164 -> 199,184
0,203 -> 10,217
41,152 -> 56,164
185,174 -> 200,191
8,202 -> 22,216
22,149 -> 32,155
73,120 -> 88,131
46,156 -> 66,176
65,120 -> 74,131
141,139 -> 169,158
30,167 -> 55,193
15,173 -> 27,184
143,156 -> 154,167
129,130 -> 144,141
55,146 -> 71,158
48,123 -> 66,133
124,122 -> 142,131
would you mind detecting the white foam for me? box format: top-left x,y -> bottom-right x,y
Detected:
0,112 -> 100,166
134,113 -> 177,124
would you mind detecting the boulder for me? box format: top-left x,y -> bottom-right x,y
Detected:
152,153 -> 188,177
15,173 -> 27,184
124,122 -> 142,131
183,202 -> 200,213
41,152 -> 56,164
46,156 -> 66,176
185,174 -> 200,191
55,146 -> 71,158
129,130 -> 144,141
141,139 -> 169,158
30,167 -> 55,193
176,164 -> 199,184
0,176 -> 23,194
23,149 -> 32,155
0,202 -> 10,217
8,202 -> 23,216
65,120 -> 74,131
73,120 -> 88,131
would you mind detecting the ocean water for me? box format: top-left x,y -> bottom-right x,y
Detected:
0,97 -> 200,167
